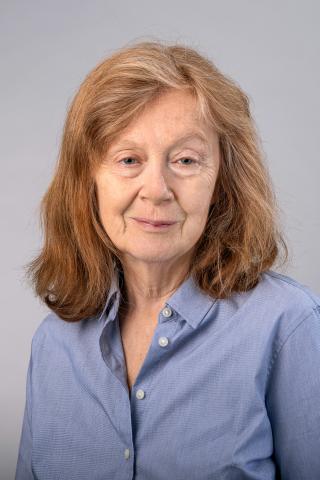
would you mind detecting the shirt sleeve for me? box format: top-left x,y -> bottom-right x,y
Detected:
266,306 -> 320,479
15,349 -> 34,480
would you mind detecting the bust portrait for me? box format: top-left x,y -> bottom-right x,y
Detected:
16,41 -> 320,480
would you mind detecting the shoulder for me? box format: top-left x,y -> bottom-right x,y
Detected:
261,269 -> 320,305
30,311 -> 101,355
250,269 -> 320,344
258,269 -> 320,313
260,273 -> 320,475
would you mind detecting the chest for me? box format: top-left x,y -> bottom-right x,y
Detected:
118,311 -> 158,392
31,310 -> 278,479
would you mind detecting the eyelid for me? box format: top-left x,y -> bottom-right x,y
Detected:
118,155 -> 201,166
116,149 -> 205,161
115,145 -> 206,158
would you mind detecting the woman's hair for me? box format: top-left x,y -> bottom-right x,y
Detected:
24,39 -> 289,322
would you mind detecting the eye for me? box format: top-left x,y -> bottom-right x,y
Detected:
119,157 -> 138,166
118,156 -> 199,167
177,157 -> 198,166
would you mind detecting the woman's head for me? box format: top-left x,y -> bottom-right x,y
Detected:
26,40 -> 288,321
94,88 -> 220,276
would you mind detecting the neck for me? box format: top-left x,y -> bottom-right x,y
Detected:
118,256 -> 191,315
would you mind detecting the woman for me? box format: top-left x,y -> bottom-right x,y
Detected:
16,41 -> 320,479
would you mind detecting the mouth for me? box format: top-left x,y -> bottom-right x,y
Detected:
131,217 -> 177,230
132,217 -> 177,226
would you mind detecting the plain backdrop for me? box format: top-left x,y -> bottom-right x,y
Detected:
1,1 -> 319,478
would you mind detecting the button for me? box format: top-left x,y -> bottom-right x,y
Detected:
136,389 -> 145,399
124,448 -> 130,460
158,336 -> 169,347
162,305 -> 172,317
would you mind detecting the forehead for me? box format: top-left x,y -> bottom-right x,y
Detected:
108,90 -> 216,150
111,131 -> 210,151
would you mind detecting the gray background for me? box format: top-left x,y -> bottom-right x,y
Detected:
1,1 -> 319,478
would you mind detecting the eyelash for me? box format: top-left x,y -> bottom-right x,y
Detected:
118,157 -> 199,167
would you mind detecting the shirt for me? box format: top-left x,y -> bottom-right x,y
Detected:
15,268 -> 320,480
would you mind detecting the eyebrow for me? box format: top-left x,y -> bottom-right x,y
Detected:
109,131 -> 210,152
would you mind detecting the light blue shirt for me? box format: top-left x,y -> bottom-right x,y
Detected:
16,268 -> 320,479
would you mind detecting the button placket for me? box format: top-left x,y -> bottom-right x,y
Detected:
131,306 -> 175,400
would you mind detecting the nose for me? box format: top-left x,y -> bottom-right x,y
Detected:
139,160 -> 174,203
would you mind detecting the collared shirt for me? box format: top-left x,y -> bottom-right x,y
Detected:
15,268 -> 320,480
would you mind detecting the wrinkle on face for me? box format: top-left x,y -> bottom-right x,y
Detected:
94,89 -> 220,306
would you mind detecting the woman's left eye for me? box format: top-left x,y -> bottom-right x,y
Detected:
177,157 -> 198,166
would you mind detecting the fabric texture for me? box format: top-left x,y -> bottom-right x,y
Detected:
15,268 -> 320,479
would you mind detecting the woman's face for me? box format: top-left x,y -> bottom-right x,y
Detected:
94,89 -> 220,267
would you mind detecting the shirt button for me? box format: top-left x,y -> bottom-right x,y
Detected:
136,389 -> 145,400
158,336 -> 169,347
162,305 -> 172,317
124,448 -> 130,460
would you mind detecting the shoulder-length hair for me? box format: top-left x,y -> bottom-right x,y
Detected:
25,39 -> 289,322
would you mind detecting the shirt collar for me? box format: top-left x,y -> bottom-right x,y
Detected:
97,266 -> 217,330
166,274 -> 217,329
96,265 -> 122,324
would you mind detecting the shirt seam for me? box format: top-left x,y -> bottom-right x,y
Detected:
266,306 -> 320,381
265,271 -> 320,307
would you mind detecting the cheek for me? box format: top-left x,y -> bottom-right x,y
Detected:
182,189 -> 213,234
184,184 -> 213,216
96,177 -> 128,217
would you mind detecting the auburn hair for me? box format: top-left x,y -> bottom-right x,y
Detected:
24,39 -> 289,322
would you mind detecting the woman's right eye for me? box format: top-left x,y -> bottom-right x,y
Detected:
119,157 -> 138,166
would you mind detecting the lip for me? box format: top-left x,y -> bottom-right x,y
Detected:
132,217 -> 177,226
132,218 -> 177,231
